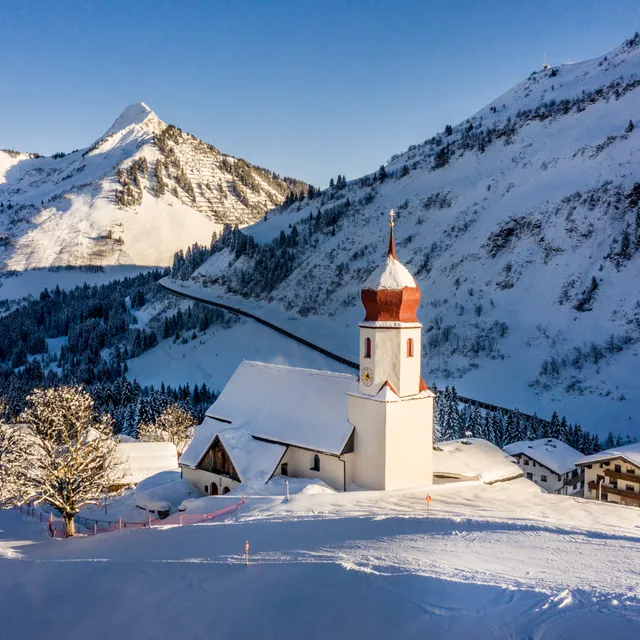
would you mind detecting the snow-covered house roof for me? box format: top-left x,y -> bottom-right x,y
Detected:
117,442 -> 179,485
434,438 -> 523,484
503,438 -> 585,475
577,442 -> 640,468
179,361 -> 358,485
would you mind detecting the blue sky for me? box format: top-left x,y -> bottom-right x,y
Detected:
0,1 -> 638,186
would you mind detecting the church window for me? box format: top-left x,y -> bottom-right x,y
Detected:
311,454 -> 321,472
364,337 -> 371,358
223,486 -> 231,494
406,338 -> 414,357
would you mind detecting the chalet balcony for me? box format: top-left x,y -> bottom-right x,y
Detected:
563,472 -> 584,487
587,481 -> 640,505
604,469 -> 640,484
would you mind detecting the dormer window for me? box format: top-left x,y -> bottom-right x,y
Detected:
406,338 -> 414,357
364,337 -> 372,359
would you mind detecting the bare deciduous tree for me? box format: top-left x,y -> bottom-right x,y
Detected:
138,404 -> 195,456
6,386 -> 123,537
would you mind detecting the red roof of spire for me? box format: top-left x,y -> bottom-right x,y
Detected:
361,214 -> 421,323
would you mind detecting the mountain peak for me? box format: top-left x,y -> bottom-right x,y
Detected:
103,102 -> 158,138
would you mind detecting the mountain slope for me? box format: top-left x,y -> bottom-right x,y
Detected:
168,34 -> 640,435
0,103 -> 305,270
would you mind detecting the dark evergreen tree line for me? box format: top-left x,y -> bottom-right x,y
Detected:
433,385 -> 634,455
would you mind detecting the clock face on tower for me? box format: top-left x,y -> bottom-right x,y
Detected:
361,367 -> 374,386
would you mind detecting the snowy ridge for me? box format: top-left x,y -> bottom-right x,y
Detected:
175,35 -> 640,437
102,102 -> 156,138
0,103 -> 303,271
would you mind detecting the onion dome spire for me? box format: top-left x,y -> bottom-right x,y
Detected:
361,210 -> 421,323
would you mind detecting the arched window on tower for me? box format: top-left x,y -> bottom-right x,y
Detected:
407,338 -> 414,357
364,337 -> 372,358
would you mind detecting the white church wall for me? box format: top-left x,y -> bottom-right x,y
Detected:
182,466 -> 240,496
348,393 -> 387,490
384,396 -> 434,490
359,325 -> 422,397
278,447 -> 352,491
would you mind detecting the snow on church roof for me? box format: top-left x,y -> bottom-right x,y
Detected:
181,415 -> 287,487
504,438 -> 585,475
180,362 -> 358,485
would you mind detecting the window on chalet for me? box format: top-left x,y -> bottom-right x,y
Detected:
281,463 -> 289,476
364,337 -> 372,359
572,469 -> 578,478
406,338 -> 414,357
626,484 -> 635,492
541,475 -> 548,483
627,467 -> 636,475
223,486 -> 230,495
523,459 -> 529,466
526,472 -> 533,480
311,454 -> 321,472
615,464 -> 622,473
603,461 -> 610,466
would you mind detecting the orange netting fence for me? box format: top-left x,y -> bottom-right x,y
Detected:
17,497 -> 245,538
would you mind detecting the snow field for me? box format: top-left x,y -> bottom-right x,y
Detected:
1,477 -> 639,638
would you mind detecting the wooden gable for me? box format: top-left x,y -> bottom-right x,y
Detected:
198,436 -> 241,482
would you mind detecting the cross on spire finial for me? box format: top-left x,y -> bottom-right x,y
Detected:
387,209 -> 397,259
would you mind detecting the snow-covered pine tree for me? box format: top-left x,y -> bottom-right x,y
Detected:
548,412 -> 561,440
490,411 -> 507,448
466,405 -> 483,438
6,386 -> 123,536
433,387 -> 444,443
558,416 -> 569,443
504,411 -> 517,445
439,386 -> 461,441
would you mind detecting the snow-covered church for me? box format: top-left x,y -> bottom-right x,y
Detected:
180,214 -> 435,493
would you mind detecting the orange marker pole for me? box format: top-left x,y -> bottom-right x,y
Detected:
245,540 -> 250,566
425,495 -> 432,517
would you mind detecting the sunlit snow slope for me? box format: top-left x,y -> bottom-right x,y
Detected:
173,35 -> 640,435
0,102 -> 303,270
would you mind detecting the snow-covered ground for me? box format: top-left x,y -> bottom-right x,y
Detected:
1,478 -> 639,639
126,313 -> 352,391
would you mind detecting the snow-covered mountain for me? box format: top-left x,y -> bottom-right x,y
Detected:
0,102 -> 304,270
169,34 -> 640,435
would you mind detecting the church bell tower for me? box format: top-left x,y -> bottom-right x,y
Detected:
347,210 -> 434,490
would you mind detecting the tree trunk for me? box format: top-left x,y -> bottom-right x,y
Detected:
63,513 -> 76,538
